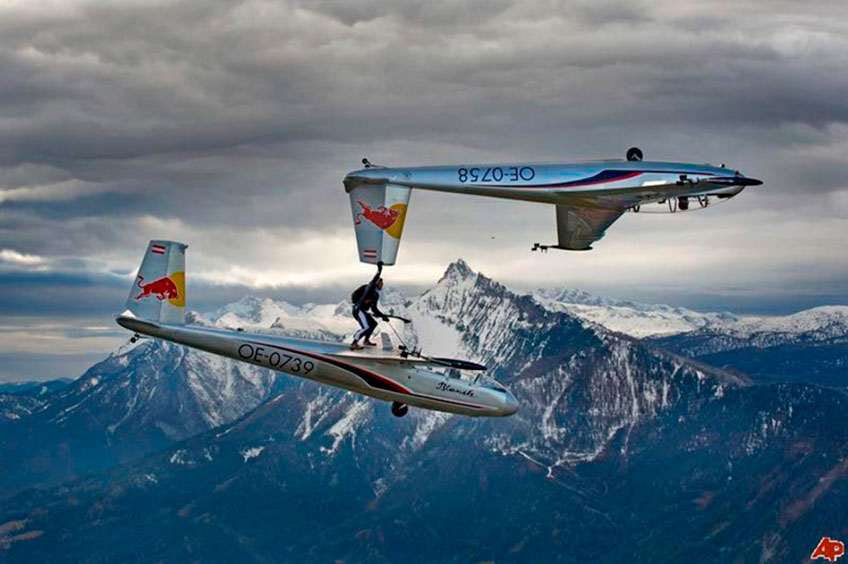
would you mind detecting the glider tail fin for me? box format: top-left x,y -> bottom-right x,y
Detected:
348,183 -> 411,266
124,240 -> 188,325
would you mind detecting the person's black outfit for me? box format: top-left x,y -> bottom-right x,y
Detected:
351,264 -> 387,348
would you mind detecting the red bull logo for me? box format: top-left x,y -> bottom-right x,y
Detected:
355,201 -> 399,230
134,271 -> 185,307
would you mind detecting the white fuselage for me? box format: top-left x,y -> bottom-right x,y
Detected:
117,316 -> 518,417
344,159 -> 759,207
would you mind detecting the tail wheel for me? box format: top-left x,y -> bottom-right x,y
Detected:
626,147 -> 643,161
391,401 -> 408,417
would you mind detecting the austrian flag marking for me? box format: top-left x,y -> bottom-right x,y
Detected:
151,244 -> 167,255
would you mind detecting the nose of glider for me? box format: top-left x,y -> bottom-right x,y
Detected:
709,171 -> 763,190
502,391 -> 519,416
737,175 -> 763,186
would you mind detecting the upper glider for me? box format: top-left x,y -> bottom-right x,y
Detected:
116,241 -> 517,418
343,147 -> 762,263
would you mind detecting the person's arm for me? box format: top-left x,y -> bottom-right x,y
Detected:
357,262 -> 384,310
370,299 -> 386,320
368,261 -> 383,285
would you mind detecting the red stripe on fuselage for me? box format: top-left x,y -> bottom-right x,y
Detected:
244,340 -> 488,410
467,170 -> 718,190
245,340 -> 412,395
558,170 -> 642,188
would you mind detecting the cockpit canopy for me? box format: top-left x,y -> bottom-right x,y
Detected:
420,365 -> 508,393
473,373 -> 509,393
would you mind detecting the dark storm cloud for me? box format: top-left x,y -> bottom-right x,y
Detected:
1,0 -> 845,166
0,0 -> 844,228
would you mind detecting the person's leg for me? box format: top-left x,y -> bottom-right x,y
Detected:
352,307 -> 370,345
362,313 -> 378,345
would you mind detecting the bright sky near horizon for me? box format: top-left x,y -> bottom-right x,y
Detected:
1,0 -> 847,381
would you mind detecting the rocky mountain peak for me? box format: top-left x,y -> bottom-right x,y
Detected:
440,258 -> 475,283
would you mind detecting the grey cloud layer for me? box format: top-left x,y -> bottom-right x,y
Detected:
3,1 -> 846,163
0,2 -> 844,220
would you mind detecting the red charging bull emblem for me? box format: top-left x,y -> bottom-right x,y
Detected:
355,201 -> 399,230
812,537 -> 845,562
134,274 -> 179,301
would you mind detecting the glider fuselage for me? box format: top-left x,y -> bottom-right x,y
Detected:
345,159 -> 759,207
117,315 -> 517,417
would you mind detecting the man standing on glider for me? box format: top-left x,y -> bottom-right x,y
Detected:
350,263 -> 389,350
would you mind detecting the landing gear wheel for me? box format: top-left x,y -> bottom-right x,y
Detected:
626,147 -> 643,161
391,402 -> 408,418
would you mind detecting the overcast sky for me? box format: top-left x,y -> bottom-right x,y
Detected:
2,0 -> 847,381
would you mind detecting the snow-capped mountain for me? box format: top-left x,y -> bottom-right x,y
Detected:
0,286 -> 414,498
649,305 -> 848,387
4,260 -> 848,562
534,286 -> 848,343
0,379 -> 74,422
534,287 -> 739,338
0,297 -> 353,498
0,336 -> 280,498
5,260 -> 846,503
679,305 -> 848,348
200,290 -> 412,342
202,295 -> 353,339
536,287 -> 848,386
7,261 -> 846,563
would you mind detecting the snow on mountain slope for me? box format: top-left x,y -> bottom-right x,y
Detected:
405,261 -> 747,467
646,305 -> 848,386
717,305 -> 848,340
0,394 -> 43,422
647,305 -> 848,356
13,260 -> 827,564
170,263 -> 746,464
200,290 -> 411,343
6,258 -> 842,502
534,287 -> 738,337
6,261 -> 848,563
0,298 -> 343,497
534,288 -> 848,343
203,295 -> 355,338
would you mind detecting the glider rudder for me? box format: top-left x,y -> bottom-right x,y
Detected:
349,183 -> 411,266
125,240 -> 188,325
